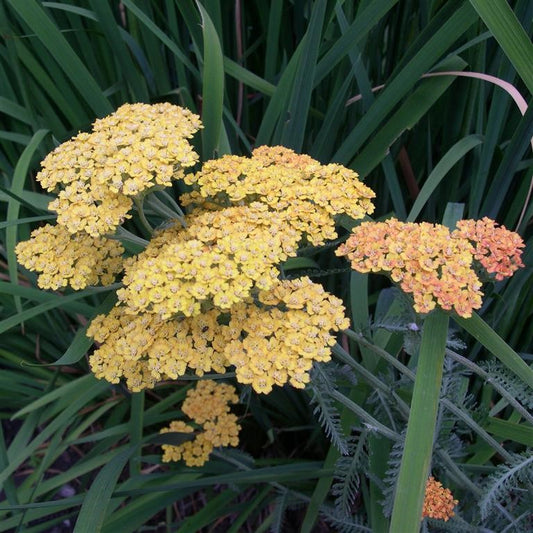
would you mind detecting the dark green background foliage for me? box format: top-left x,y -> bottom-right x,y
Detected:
0,1 -> 531,531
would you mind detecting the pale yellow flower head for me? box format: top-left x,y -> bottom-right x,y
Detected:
224,277 -> 350,394
37,102 -> 201,236
88,306 -> 230,391
117,202 -> 301,318
16,223 -> 124,290
160,380 -> 240,467
183,145 -> 375,245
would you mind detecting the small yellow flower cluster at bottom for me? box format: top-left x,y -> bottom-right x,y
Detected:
422,476 -> 458,522
160,380 -> 240,467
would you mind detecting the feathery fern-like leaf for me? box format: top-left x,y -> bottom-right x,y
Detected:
332,431 -> 369,516
309,363 -> 351,454
479,452 -> 533,520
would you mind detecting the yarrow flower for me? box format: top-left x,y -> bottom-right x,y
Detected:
88,277 -> 349,393
38,102 -> 201,236
336,219 -> 482,317
336,218 -> 525,318
87,306 -> 230,391
455,217 -> 524,280
182,145 -> 375,245
225,277 -> 350,393
422,476 -> 458,522
15,224 -> 124,290
160,380 -> 240,467
117,202 -> 301,318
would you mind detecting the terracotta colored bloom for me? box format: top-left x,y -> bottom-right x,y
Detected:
16,223 -> 124,290
454,217 -> 524,280
422,477 -> 458,521
160,380 -> 240,467
336,219 -> 483,317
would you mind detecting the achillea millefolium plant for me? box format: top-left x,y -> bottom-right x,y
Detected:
13,102 -> 528,531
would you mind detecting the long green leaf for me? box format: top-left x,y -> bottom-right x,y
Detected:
73,445 -> 136,533
196,1 -> 225,160
469,0 -> 533,94
6,0 -> 112,116
389,310 -> 449,532
408,134 -> 483,221
333,1 -> 477,164
454,312 -> 533,389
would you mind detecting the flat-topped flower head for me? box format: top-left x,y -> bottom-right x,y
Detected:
16,224 -> 124,290
160,380 -> 240,466
337,217 -> 525,318
454,217 -> 524,280
224,277 -> 350,394
88,306 -> 231,391
422,477 -> 458,521
37,103 -> 201,236
116,202 -> 301,318
336,219 -> 483,317
183,145 -> 375,246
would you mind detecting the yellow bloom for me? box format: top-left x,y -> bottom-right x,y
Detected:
117,203 -> 301,318
422,477 -> 458,521
16,224 -> 124,290
184,145 -> 375,246
160,380 -> 240,467
37,103 -> 201,236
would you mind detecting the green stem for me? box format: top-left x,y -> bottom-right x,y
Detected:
133,197 -> 154,234
389,309 -> 449,532
129,391 -> 145,476
144,193 -> 186,224
112,226 -> 150,247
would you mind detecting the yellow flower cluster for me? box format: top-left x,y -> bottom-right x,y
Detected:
455,217 -> 524,280
15,224 -> 123,290
88,278 -> 348,393
38,103 -> 201,236
336,219 -> 483,317
422,477 -> 458,521
225,277 -> 350,393
87,306 -> 229,391
183,145 -> 375,245
117,202 -> 301,318
160,380 -> 240,466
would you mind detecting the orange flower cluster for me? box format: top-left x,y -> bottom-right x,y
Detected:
336,219 -> 482,317
336,217 -> 525,318
422,476 -> 458,521
160,380 -> 240,466
455,217 -> 524,280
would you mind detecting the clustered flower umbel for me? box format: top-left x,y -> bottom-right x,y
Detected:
336,218 -> 524,318
87,144 -> 373,395
160,380 -> 240,466
16,102 -> 202,290
88,277 -> 349,394
39,102 -> 201,236
422,477 -> 458,522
